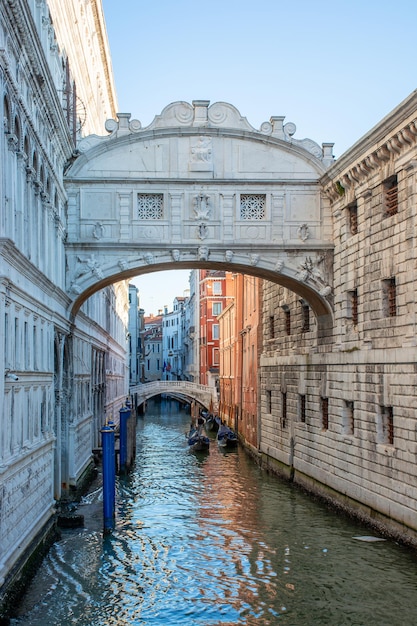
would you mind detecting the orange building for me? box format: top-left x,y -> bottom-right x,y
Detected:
198,270 -> 234,391
218,274 -> 262,451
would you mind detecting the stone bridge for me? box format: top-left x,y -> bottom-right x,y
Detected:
130,380 -> 218,412
64,100 -> 336,334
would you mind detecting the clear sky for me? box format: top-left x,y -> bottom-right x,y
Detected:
101,0 -> 417,314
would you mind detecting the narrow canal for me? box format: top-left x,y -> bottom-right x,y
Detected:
10,400 -> 417,625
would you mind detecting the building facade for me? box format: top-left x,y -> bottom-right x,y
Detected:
219,274 -> 262,449
198,270 -> 234,391
257,92 -> 417,543
143,313 -> 163,382
0,0 -> 128,606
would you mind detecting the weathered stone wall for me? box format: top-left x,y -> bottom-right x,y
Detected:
259,92 -> 417,542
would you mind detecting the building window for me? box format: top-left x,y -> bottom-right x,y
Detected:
383,278 -> 397,317
213,348 -> 219,365
240,194 -> 266,220
282,308 -> 291,335
299,394 -> 306,423
212,302 -> 222,316
266,390 -> 272,414
380,405 -> 394,445
321,397 -> 329,430
282,392 -> 287,428
301,302 -> 310,333
269,315 -> 275,339
213,281 -> 222,295
349,289 -> 358,325
212,324 -> 219,339
347,201 -> 358,235
384,175 -> 398,217
137,193 -> 163,219
343,400 -> 355,435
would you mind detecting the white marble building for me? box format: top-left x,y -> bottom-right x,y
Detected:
0,0 -> 129,606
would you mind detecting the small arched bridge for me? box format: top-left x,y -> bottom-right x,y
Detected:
130,380 -> 218,412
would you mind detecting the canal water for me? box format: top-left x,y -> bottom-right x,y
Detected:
10,400 -> 417,625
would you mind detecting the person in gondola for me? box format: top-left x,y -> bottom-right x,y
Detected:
197,414 -> 206,435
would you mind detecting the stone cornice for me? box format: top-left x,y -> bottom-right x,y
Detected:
0,237 -> 70,311
321,90 -> 417,201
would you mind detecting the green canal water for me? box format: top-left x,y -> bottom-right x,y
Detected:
10,400 -> 417,625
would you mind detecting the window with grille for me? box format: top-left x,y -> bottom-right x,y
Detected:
381,405 -> 394,445
349,289 -> 358,325
384,175 -> 398,217
299,394 -> 306,423
137,193 -> 163,219
301,303 -> 310,333
240,194 -> 266,220
321,397 -> 329,430
383,278 -> 397,317
347,201 -> 358,235
282,392 -> 287,428
269,315 -> 275,339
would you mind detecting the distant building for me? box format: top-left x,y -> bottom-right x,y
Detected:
128,285 -> 144,385
162,297 -> 187,380
143,313 -> 164,381
198,270 -> 234,392
219,274 -> 261,449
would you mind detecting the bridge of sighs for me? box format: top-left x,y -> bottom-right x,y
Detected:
64,100 -> 335,340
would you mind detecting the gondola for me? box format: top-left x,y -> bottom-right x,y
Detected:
204,413 -> 220,433
216,422 -> 238,449
187,427 -> 210,453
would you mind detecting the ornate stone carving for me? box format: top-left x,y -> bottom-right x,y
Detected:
198,246 -> 209,261
249,254 -> 260,266
92,222 -> 104,239
118,259 -> 128,271
275,259 -> 285,272
143,252 -> 154,264
297,224 -> 310,242
225,250 -> 234,262
171,249 -> 181,262
193,192 -> 211,220
71,254 -> 104,289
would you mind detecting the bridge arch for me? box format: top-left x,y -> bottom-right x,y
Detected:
130,381 -> 218,412
64,100 -> 335,332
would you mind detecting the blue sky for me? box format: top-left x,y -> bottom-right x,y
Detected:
101,0 -> 417,314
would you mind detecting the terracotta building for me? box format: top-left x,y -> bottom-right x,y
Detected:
218,274 -> 262,451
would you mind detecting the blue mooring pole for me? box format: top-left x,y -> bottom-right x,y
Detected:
119,405 -> 131,474
101,423 -> 115,533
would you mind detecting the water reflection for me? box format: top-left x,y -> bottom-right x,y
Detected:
10,400 -> 417,625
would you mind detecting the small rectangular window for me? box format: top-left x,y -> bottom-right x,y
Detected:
380,405 -> 394,445
301,304 -> 310,333
212,302 -> 222,316
266,390 -> 272,414
349,289 -> 358,325
348,201 -> 358,235
213,281 -> 222,295
212,324 -> 219,339
384,175 -> 398,217
285,310 -> 291,335
282,392 -> 287,428
321,397 -> 329,430
269,315 -> 275,339
343,400 -> 355,435
383,278 -> 397,317
299,394 -> 306,423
